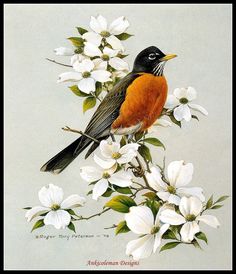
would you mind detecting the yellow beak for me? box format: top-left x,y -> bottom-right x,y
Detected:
160,54 -> 177,61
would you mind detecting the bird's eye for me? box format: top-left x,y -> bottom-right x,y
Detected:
148,53 -> 156,60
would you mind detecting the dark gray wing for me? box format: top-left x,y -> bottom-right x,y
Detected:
75,72 -> 141,154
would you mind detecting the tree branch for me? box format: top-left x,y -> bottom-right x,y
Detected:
46,58 -> 73,68
62,126 -> 99,143
74,208 -> 110,221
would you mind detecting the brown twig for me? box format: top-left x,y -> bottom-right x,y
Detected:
62,126 -> 99,143
46,58 -> 73,67
74,208 -> 110,221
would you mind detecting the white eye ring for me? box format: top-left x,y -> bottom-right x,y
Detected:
148,53 -> 156,60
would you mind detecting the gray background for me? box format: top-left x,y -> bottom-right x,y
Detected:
4,4 -> 232,270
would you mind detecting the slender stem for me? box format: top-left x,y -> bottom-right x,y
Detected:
91,91 -> 102,102
104,224 -> 117,230
46,58 -> 73,68
74,208 -> 110,221
62,126 -> 99,143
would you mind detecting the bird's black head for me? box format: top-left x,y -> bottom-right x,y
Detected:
132,46 -> 177,76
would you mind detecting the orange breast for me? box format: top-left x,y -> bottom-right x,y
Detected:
112,73 -> 168,132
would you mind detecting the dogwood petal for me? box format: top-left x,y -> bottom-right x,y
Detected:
126,235 -> 154,261
174,104 -> 192,122
82,32 -> 102,46
93,58 -> 107,70
125,206 -> 154,234
109,171 -> 132,187
54,47 -> 74,56
164,94 -> 179,109
180,221 -> 200,242
156,191 -> 170,201
153,223 -> 170,252
38,184 -> 64,207
73,59 -> 95,72
117,151 -> 137,164
103,47 -> 119,58
78,78 -> 95,93
146,166 -> 167,191
44,210 -> 71,229
175,163 -> 194,188
196,215 -> 220,228
100,140 -> 120,158
159,209 -> 186,225
92,179 -> 109,200
57,72 -> 82,83
84,42 -> 102,57
106,35 -> 124,51
91,70 -> 111,82
70,54 -> 87,65
186,87 -> 197,101
154,118 -> 172,127
167,160 -> 184,186
109,57 -> 129,70
25,206 -> 49,222
173,88 -> 188,99
177,187 -> 205,202
80,166 -> 102,182
179,196 -> 202,217
168,194 -> 181,205
188,103 -> 208,116
113,69 -> 128,78
60,194 -> 86,209
119,143 -> 139,154
96,15 -> 108,31
94,154 -> 116,169
109,16 -> 129,35
90,15 -> 106,33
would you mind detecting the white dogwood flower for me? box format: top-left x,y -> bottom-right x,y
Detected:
57,59 -> 112,93
125,206 -> 169,260
165,87 -> 208,122
159,196 -> 220,243
54,47 -> 74,56
80,165 -> 132,200
146,161 -> 205,205
94,140 -> 140,169
25,184 -> 86,229
84,44 -> 129,71
85,15 -> 129,51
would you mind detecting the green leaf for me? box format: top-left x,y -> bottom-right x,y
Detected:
117,53 -> 129,59
206,195 -> 213,209
115,33 -> 133,40
214,195 -> 229,204
66,209 -> 77,216
142,192 -> 157,200
23,207 -> 32,210
105,195 -> 136,213
160,242 -> 181,252
69,85 -> 89,97
115,221 -> 130,235
68,222 -> 76,233
169,113 -> 181,127
211,205 -> 223,209
134,132 -> 144,141
120,136 -> 127,147
138,144 -> 152,162
143,137 -> 165,150
31,219 -> 45,232
114,186 -> 133,195
195,232 -> 208,244
87,190 -> 93,196
67,37 -> 84,47
102,188 -> 113,197
95,82 -> 103,97
192,239 -> 202,249
192,115 -> 199,121
76,27 -> 88,35
83,97 -> 96,113
145,199 -> 160,216
162,230 -> 178,240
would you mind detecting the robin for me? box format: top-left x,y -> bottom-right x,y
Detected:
40,46 -> 177,174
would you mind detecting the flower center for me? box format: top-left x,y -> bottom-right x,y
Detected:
82,71 -> 91,78
112,152 -> 121,159
100,31 -> 110,38
151,226 -> 160,234
103,172 -> 111,179
185,214 -> 196,221
51,204 -> 60,211
101,54 -> 110,61
167,185 -> 176,194
179,97 -> 189,104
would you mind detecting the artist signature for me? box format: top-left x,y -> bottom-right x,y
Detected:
34,234 -> 110,240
